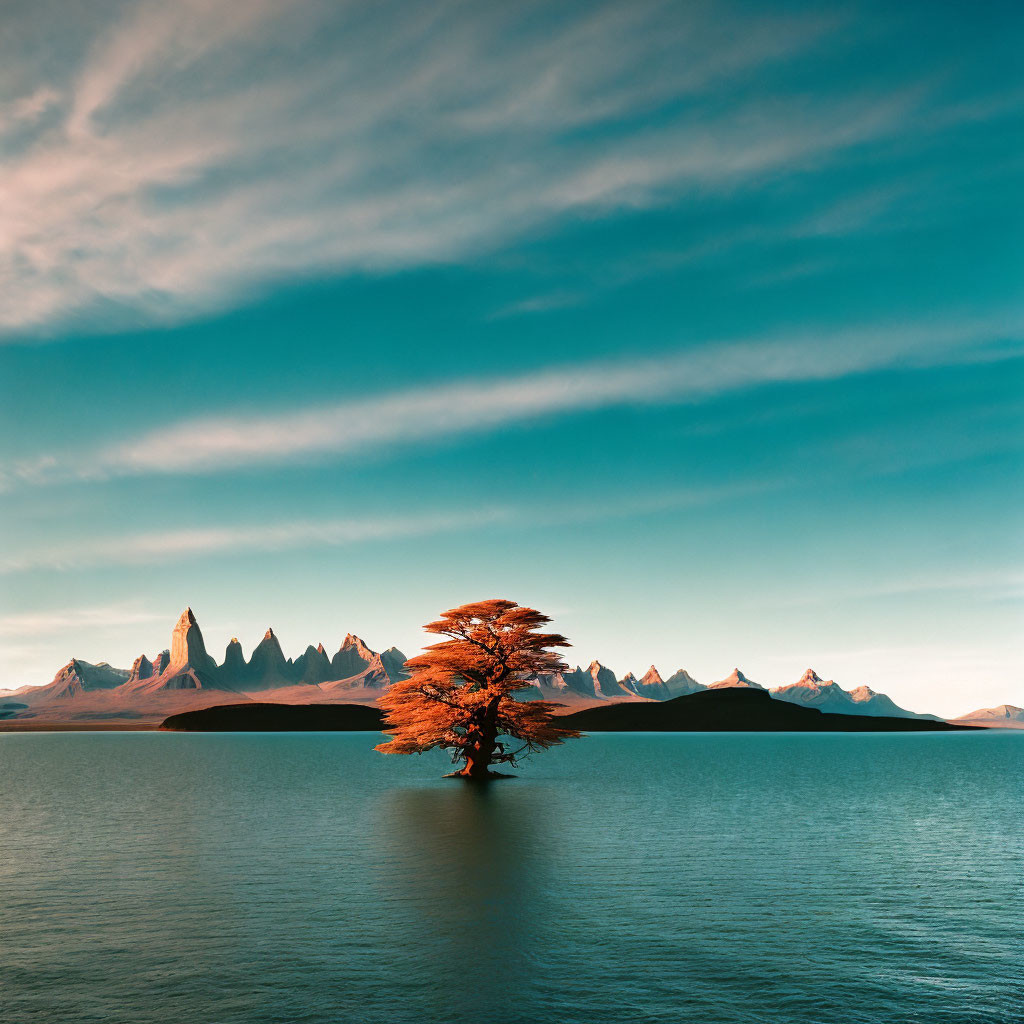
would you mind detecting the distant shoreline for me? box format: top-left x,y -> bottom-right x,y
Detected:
0,721 -> 162,732
2,724 -> 1013,735
0,690 -> 1006,734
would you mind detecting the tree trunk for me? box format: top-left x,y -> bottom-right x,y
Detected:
458,751 -> 493,779
454,699 -> 501,779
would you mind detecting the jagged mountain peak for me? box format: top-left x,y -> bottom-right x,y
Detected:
664,668 -> 704,697
172,607 -> 199,638
585,659 -> 627,696
290,641 -> 333,686
35,658 -> 130,700
336,632 -> 381,663
331,633 -> 382,681
709,668 -> 765,690
128,653 -> 154,684
222,637 -> 246,671
380,647 -> 409,682
338,633 -> 371,654
253,629 -> 285,656
624,664 -> 672,700
170,606 -> 214,671
849,685 -> 878,701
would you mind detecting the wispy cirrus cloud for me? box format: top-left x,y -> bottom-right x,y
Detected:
776,569 -> 1024,607
5,313 -> 1020,488
0,481 -> 764,574
0,509 -> 511,574
3,0 -> 984,337
0,604 -> 165,636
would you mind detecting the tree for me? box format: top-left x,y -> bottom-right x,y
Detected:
375,599 -> 581,778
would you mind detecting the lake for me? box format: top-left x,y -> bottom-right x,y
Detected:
2,732 -> 1022,1024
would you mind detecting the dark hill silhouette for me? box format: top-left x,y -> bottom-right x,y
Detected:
560,688 -> 974,732
161,702 -> 384,732
160,690 -> 974,733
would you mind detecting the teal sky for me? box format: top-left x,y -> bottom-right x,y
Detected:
1,0 -> 1021,716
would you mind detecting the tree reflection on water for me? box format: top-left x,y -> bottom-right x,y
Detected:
371,780 -> 557,1019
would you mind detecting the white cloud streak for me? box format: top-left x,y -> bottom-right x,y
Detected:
776,569 -> 1024,607
0,0 -> 950,335
0,604 -> 165,636
0,482 -> 768,574
6,314 -> 1020,487
0,508 -> 512,574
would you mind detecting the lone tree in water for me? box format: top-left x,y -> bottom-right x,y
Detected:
375,599 -> 581,778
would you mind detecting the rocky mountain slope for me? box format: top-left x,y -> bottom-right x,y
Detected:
951,704 -> 1024,729
709,668 -> 766,691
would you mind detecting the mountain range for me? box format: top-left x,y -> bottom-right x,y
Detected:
2,609 -> 408,725
1,608 -> 1017,727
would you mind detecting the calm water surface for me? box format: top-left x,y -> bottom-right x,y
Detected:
2,732 -> 1022,1024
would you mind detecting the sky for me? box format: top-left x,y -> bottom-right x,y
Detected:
0,0 -> 1021,718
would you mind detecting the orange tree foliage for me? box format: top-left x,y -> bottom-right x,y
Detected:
375,599 -> 581,778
